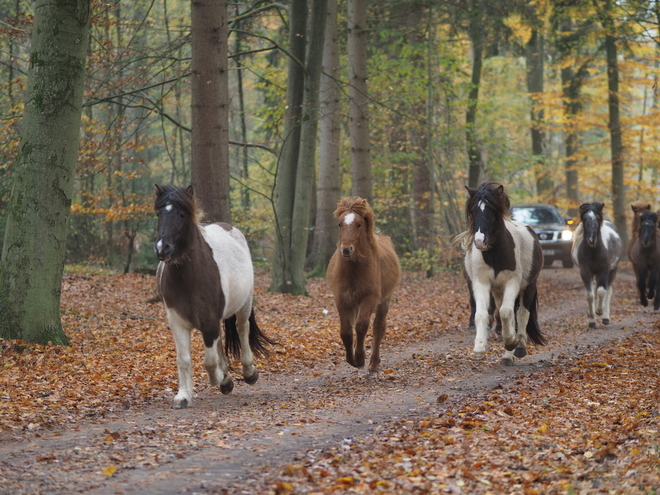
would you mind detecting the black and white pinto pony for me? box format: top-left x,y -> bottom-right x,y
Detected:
461,182 -> 546,365
571,202 -> 623,328
154,185 -> 275,408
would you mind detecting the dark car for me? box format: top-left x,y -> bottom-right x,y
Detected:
511,203 -> 574,268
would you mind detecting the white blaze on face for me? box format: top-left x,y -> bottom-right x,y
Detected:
156,239 -> 163,250
344,212 -> 356,225
586,210 -> 596,221
478,200 -> 486,212
165,203 -> 173,212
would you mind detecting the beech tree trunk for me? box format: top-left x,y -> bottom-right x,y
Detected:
604,22 -> 627,246
347,0 -> 372,202
289,0 -> 328,293
269,0 -> 307,293
191,0 -> 231,224
0,0 -> 91,344
309,0 -> 341,277
466,5 -> 484,189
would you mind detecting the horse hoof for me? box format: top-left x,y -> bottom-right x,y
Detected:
468,323 -> 476,330
588,322 -> 596,328
504,343 -> 517,352
244,371 -> 259,385
602,318 -> 610,325
174,398 -> 188,409
513,347 -> 527,358
220,380 -> 234,395
368,369 -> 379,378
500,357 -> 514,366
641,300 -> 648,307
473,352 -> 486,361
354,358 -> 365,368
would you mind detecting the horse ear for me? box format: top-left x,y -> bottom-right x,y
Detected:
186,185 -> 194,197
496,184 -> 504,195
154,184 -> 163,195
465,186 -> 477,197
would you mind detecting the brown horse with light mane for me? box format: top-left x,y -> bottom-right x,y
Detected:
327,197 -> 400,376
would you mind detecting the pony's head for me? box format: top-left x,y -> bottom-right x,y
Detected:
579,202 -> 605,248
154,185 -> 199,262
465,182 -> 511,251
333,196 -> 375,259
639,210 -> 658,247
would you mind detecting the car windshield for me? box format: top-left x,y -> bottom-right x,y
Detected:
511,206 -> 564,225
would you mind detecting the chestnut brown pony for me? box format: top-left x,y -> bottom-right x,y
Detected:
327,197 -> 401,376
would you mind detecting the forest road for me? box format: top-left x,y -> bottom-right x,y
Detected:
0,263 -> 651,494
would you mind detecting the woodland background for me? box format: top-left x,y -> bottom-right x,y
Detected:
0,0 -> 658,275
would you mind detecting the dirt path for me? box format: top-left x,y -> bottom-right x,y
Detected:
0,264 -> 650,494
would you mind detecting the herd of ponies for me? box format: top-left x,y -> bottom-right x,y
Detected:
152,183 -> 658,407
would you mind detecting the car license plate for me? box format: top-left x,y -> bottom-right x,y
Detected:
542,249 -> 555,256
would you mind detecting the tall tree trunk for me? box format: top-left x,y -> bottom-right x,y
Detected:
289,0 -> 328,294
347,0 -> 372,202
526,27 -> 552,199
0,0 -> 91,344
234,16 -> 250,210
191,0 -> 231,224
603,17 -> 627,246
559,16 -> 581,218
466,5 -> 484,189
269,0 -> 307,293
310,0 -> 341,277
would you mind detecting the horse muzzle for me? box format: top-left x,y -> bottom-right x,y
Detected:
474,238 -> 489,251
340,245 -> 354,257
154,239 -> 173,262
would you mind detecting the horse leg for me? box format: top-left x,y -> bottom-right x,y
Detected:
499,284 -> 520,353
166,308 -> 194,408
602,268 -> 618,325
200,318 -> 235,395
368,299 -> 390,376
338,305 -> 357,367
647,265 -> 658,302
653,266 -> 660,311
636,265 -> 649,307
467,278 -> 476,330
579,271 -> 596,327
354,297 -> 378,369
235,308 -> 259,386
472,283 -> 492,359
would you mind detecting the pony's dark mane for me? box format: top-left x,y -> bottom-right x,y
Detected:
155,185 -> 201,224
334,196 -> 376,243
465,182 -> 511,233
579,202 -> 604,224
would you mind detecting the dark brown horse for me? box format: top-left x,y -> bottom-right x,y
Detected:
627,201 -> 652,272
629,209 -> 660,310
327,197 -> 401,376
154,185 -> 275,408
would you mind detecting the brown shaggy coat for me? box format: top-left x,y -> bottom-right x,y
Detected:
326,197 -> 400,375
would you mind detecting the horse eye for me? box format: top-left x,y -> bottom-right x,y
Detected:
338,222 -> 341,227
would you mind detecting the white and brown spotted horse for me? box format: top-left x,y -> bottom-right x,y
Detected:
460,182 -> 546,365
572,202 -> 623,327
154,185 -> 275,408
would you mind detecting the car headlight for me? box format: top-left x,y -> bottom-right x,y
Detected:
561,229 -> 573,241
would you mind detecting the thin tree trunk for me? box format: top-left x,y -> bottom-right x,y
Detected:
310,0 -> 341,277
347,0 -> 372,202
605,30 -> 627,246
289,0 -> 328,294
466,5 -> 484,189
526,27 -> 552,199
0,0 -> 91,344
559,17 -> 581,218
191,0 -> 231,224
269,0 -> 307,293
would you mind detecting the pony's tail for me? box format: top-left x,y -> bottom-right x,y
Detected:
525,289 -> 546,346
224,309 -> 278,358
